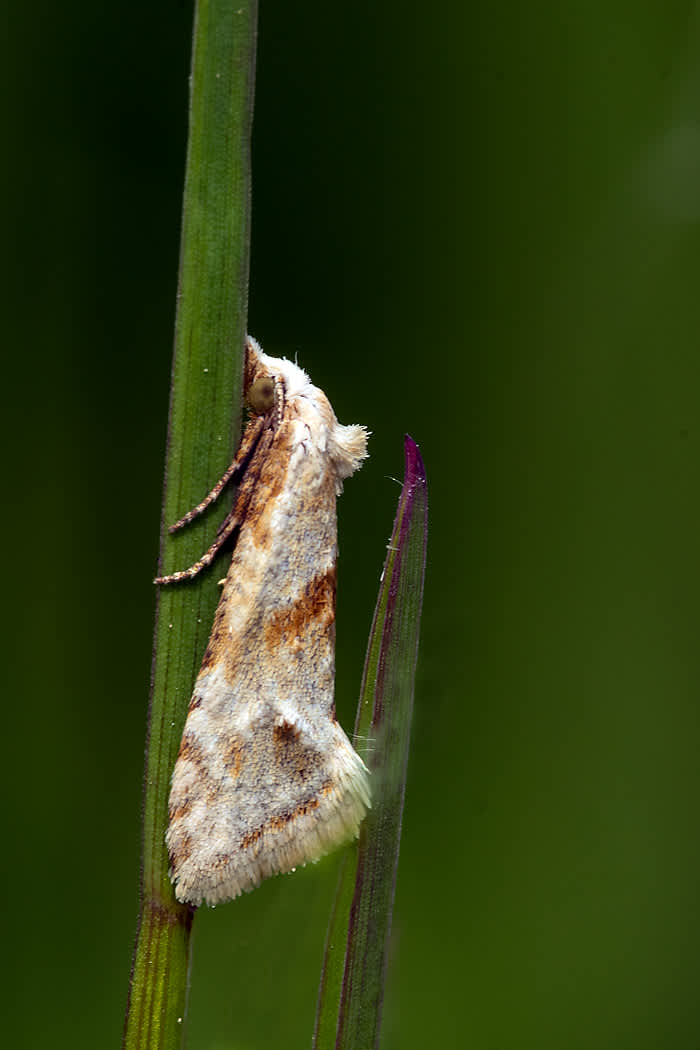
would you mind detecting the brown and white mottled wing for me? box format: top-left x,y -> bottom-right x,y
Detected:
165,339 -> 369,906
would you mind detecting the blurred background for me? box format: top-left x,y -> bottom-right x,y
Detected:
5,1 -> 700,1047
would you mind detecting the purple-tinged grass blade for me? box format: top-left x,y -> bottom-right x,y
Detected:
314,435 -> 428,1050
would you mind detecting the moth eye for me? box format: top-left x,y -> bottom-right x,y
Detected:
247,376 -> 276,414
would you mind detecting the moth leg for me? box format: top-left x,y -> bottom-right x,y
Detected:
155,510 -> 241,584
154,426 -> 274,586
168,416 -> 265,533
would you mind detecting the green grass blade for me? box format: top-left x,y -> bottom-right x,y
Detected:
314,435 -> 428,1050
123,3 -> 257,1048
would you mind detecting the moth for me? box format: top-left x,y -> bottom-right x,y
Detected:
156,336 -> 370,906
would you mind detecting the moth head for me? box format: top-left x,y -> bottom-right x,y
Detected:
244,336 -> 286,425
247,375 -> 276,415
246,370 -> 285,428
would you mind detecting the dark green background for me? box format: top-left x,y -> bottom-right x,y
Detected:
5,2 -> 700,1047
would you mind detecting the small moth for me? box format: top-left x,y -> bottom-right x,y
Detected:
156,336 -> 370,906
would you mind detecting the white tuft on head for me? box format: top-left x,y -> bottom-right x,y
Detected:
246,334 -> 369,486
330,422 -> 369,480
246,334 -> 311,399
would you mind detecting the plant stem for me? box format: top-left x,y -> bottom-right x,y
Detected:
123,3 -> 257,1047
